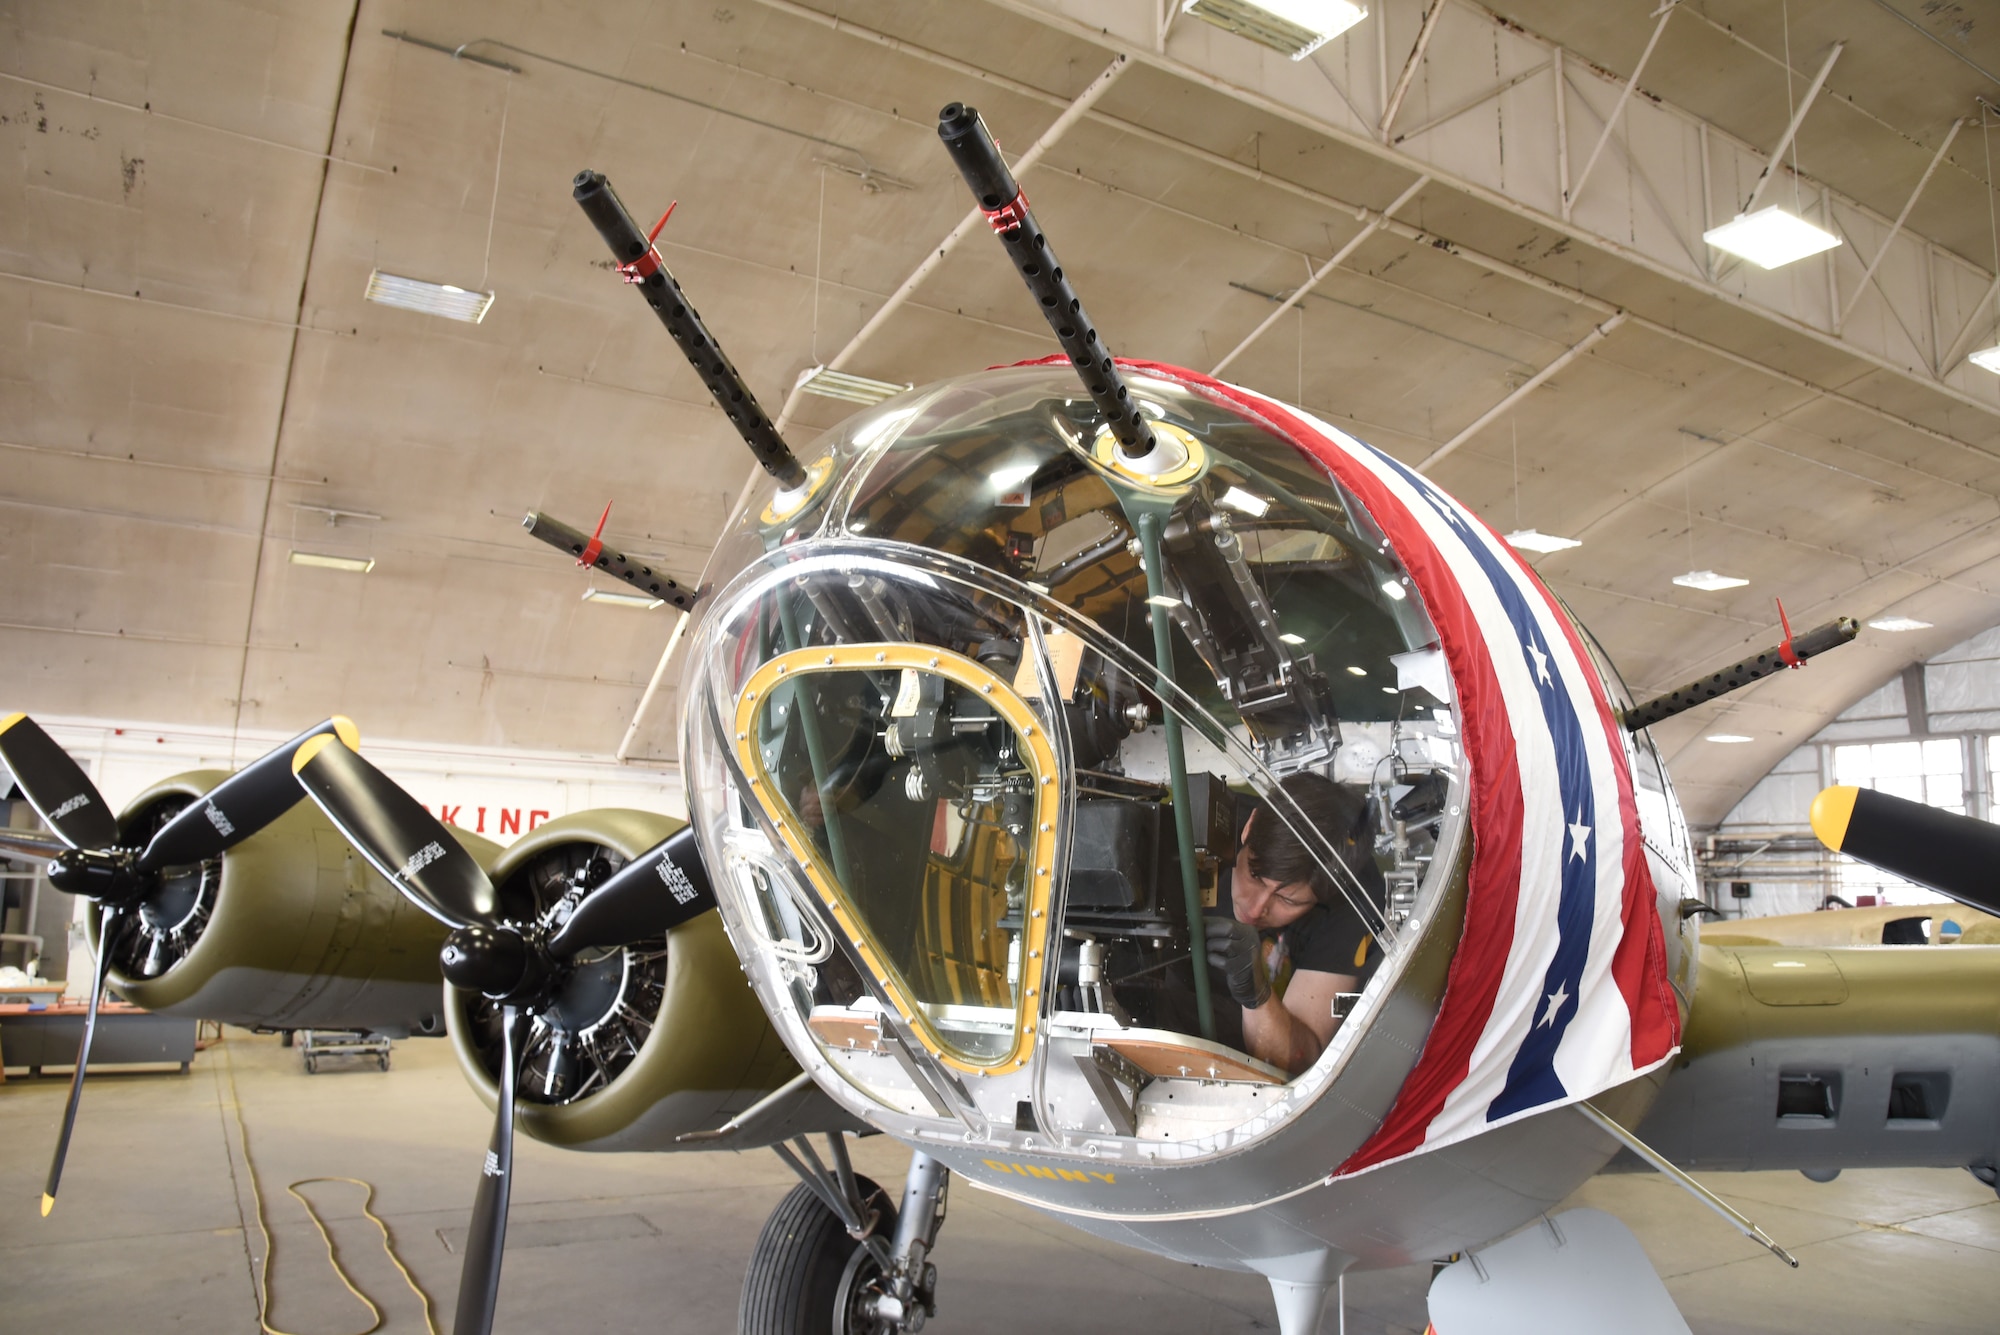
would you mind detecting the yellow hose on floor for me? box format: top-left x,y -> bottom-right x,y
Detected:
221,1040 -> 440,1335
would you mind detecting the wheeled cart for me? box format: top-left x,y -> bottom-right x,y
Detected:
298,1028 -> 392,1073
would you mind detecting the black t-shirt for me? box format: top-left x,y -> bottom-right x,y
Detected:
1188,794 -> 1384,1053
1200,870 -> 1377,1053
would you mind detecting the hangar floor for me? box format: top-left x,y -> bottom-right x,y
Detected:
2,1032 -> 1996,1334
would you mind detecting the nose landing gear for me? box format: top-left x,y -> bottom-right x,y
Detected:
742,1136 -> 948,1334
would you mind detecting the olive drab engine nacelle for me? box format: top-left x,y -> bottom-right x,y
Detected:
88,769 -> 460,1035
440,809 -> 799,1152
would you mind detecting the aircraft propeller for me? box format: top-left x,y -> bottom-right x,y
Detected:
0,713 -> 358,1216
1811,784 -> 2000,917
289,731 -> 712,1335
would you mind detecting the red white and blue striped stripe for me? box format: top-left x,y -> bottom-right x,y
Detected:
1114,359 -> 1682,1174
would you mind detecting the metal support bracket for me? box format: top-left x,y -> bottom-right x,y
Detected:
1576,1101 -> 1799,1267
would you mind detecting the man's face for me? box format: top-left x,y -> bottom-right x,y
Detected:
1230,816 -> 1317,931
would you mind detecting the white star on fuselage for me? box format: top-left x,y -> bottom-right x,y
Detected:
1568,816 -> 1591,861
1526,638 -> 1551,687
1421,488 -> 1465,528
1540,983 -> 1570,1027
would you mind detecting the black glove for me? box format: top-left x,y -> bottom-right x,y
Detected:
1204,917 -> 1271,1009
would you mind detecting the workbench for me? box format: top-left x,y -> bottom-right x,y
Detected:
0,1001 -> 197,1078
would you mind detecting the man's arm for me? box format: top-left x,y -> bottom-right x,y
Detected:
1242,968 -> 1354,1075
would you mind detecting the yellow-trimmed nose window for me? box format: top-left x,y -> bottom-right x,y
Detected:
734,645 -> 1059,1073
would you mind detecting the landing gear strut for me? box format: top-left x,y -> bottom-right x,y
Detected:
742,1134 -> 948,1334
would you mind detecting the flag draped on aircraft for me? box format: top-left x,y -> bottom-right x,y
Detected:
1118,359 -> 1683,1175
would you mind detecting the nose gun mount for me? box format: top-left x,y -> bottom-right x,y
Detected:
571,169 -> 807,492
936,104 -> 1176,474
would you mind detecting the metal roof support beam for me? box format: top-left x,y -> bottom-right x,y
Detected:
1210,175 -> 1429,376
770,53 -> 1129,432
780,0 -> 2000,426
616,610 -> 690,763
1393,58 -> 1550,147
1938,272 -> 2000,376
1416,311 -> 1628,472
1564,1 -> 1676,220
1740,41 -> 1845,215
1839,117 -> 1966,335
1379,1 -> 1445,142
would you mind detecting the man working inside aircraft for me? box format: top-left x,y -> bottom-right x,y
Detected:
1201,772 -> 1384,1076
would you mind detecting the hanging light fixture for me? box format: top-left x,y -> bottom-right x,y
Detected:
1181,0 -> 1368,60
1703,12 -> 1844,271
1702,206 -> 1840,270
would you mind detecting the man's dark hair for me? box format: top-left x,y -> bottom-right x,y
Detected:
1243,772 -> 1373,905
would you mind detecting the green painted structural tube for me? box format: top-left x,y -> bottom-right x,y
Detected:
1136,511 -> 1214,1041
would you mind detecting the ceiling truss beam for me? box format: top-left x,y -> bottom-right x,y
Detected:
1415,312 -> 1628,472
1838,117 -> 1964,334
1564,0 -> 1678,221
1210,175 -> 1430,376
972,0 -> 2000,428
1740,40 -> 1847,215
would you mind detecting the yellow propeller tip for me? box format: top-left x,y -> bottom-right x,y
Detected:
331,715 -> 359,749
1809,785 -> 1861,852
0,712 -> 25,734
41,1193 -> 55,1217
292,732 -> 340,776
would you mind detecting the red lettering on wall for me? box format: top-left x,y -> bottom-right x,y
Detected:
500,809 -> 521,836
528,810 -> 550,830
476,806 -> 487,833
439,805 -> 462,826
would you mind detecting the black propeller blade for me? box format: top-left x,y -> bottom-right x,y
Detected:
544,824 -> 715,957
0,713 -> 119,849
5,712 -> 356,1215
291,733 -> 499,929
135,717 -> 358,871
289,732 -> 719,1335
42,908 -> 133,1215
454,1005 -> 528,1335
1811,785 -> 2000,916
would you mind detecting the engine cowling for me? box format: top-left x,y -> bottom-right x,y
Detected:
86,771 -> 481,1036
445,809 -> 799,1151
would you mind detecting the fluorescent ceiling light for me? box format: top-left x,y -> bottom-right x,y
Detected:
1345,665 -> 1368,677
1380,579 -> 1407,601
1968,346 -> 2000,374
1702,206 -> 1840,271
1219,486 -> 1270,518
1381,686 -> 1398,695
1505,528 -> 1582,554
1145,594 -> 1183,609
1706,733 -> 1754,744
990,463 -> 1038,491
364,270 -> 494,323
796,365 -> 910,405
582,587 -> 664,610
1182,0 -> 1367,59
1279,631 -> 1306,646
1673,570 -> 1749,592
289,550 -> 374,573
1867,615 -> 1933,632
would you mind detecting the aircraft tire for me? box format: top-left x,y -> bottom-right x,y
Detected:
740,1175 -> 896,1335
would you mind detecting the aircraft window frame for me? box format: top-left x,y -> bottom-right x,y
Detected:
730,642 -> 1062,1076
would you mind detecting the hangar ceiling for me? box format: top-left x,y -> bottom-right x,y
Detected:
3,0 -> 1998,826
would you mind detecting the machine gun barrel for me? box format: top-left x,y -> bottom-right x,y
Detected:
1624,616 -> 1857,732
936,104 -> 1158,460
521,511 -> 697,612
571,170 -> 806,490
